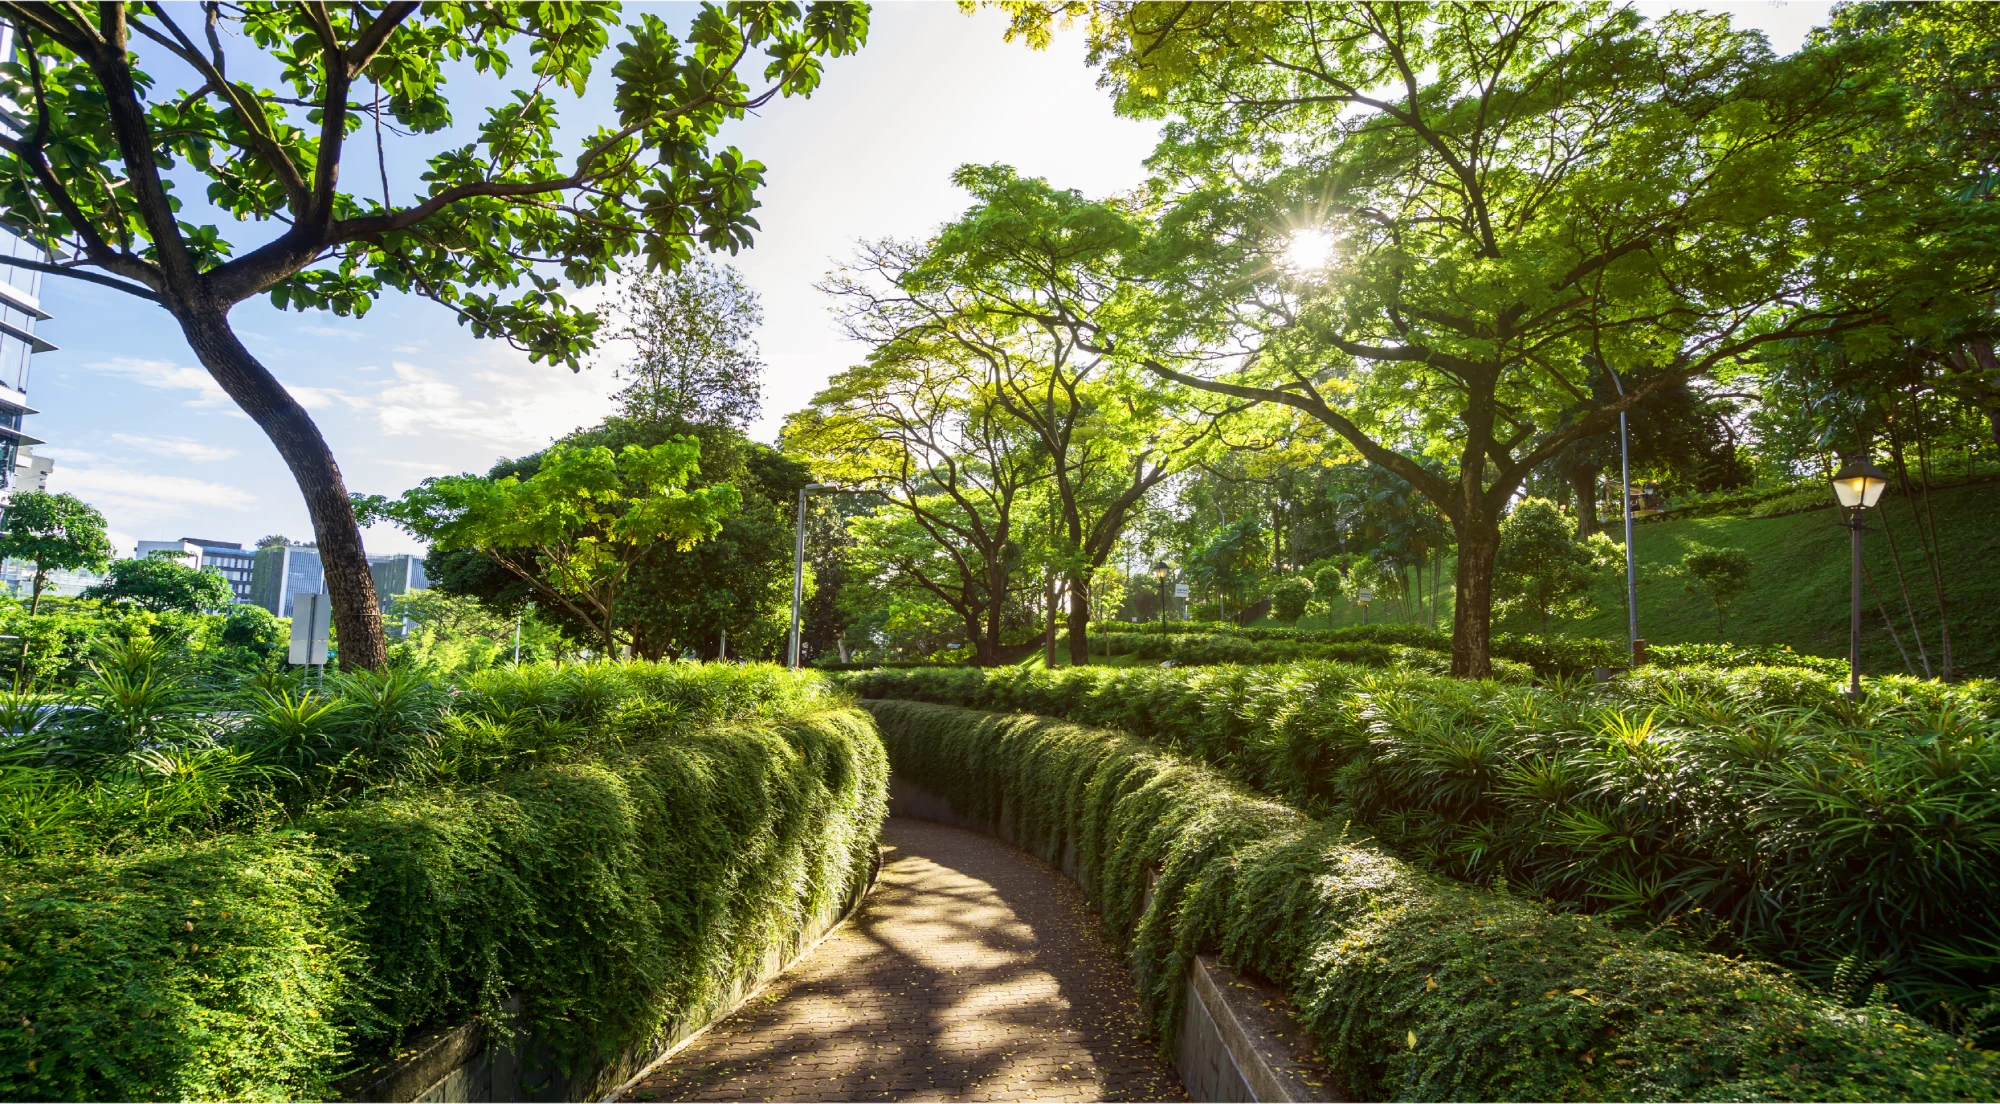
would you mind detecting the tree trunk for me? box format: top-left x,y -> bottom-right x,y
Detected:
1066,573 -> 1091,666
175,309 -> 386,669
28,569 -> 43,616
1450,516 -> 1500,678
1043,572 -> 1058,667
1568,465 -> 1600,538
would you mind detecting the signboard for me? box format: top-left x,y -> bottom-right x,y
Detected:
288,592 -> 331,666
1173,583 -> 1189,599
1355,587 -> 1374,605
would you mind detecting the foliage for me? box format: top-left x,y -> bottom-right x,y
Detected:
1092,617 -> 1627,677
384,589 -> 565,675
1267,576 -> 1312,625
841,663 -> 2000,1037
1087,628 -> 1533,681
0,1 -> 868,669
1495,498 -> 1610,635
1674,544 -> 1756,638
608,257 -> 765,430
0,660 -> 885,1099
1646,643 -> 1848,677
1183,517 -> 1268,606
83,554 -> 234,614
865,698 -> 1999,1100
0,492 -> 110,614
361,441 -> 741,653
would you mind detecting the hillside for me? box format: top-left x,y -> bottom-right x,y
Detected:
1255,479 -> 1999,679
1559,479 -> 2000,679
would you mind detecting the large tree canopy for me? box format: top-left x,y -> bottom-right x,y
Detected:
997,0 -> 1974,675
0,1 -> 867,668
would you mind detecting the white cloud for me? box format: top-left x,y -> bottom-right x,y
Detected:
34,445 -> 97,463
111,434 -> 238,463
286,384 -> 371,412
86,356 -> 232,408
371,358 -> 616,449
48,465 -> 255,523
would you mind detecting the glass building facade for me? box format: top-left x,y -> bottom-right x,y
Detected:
249,544 -> 325,619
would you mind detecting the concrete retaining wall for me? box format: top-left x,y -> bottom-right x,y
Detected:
886,779 -> 1341,1102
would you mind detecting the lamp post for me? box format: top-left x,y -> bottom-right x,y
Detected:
1831,458 -> 1889,700
1602,361 -> 1639,663
790,483 -> 883,669
1152,560 -> 1170,629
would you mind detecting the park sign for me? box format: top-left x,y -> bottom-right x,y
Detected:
288,592 -> 331,667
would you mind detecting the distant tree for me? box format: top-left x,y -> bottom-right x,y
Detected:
0,2 -> 868,669
1185,518 -> 1269,618
361,441 -> 740,654
255,535 -> 299,550
1494,498 -> 1604,636
0,491 -> 110,613
1269,575 -> 1312,625
85,553 -> 233,613
1310,563 -> 1346,611
1676,544 -> 1754,640
609,258 -> 765,430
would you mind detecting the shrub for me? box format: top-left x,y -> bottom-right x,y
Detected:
1090,630 -> 1535,680
1268,576 -> 1313,624
1092,619 -> 1626,676
867,699 -> 1999,1101
0,662 -> 887,1100
839,663 -> 2000,1035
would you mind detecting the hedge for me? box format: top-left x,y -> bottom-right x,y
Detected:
1095,620 -> 1625,675
867,698 -> 1999,1101
840,663 -> 2000,1034
0,663 -> 887,1101
1094,630 -> 1537,680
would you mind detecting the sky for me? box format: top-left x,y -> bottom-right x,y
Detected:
27,1 -> 1835,560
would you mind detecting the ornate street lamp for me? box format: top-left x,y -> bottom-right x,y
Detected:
1831,458 -> 1889,700
1152,561 -> 1171,630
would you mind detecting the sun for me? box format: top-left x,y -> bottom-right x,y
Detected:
1280,228 -> 1336,273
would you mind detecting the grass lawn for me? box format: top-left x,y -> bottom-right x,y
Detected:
1559,479 -> 2000,678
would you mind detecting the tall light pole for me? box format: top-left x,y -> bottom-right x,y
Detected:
1152,560 -> 1170,629
1603,361 -> 1639,664
790,484 -> 880,669
1831,459 -> 1889,701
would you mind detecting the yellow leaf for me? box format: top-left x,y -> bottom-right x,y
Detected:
1425,975 -> 1438,992
1570,988 -> 1589,997
1407,1030 -> 1417,1049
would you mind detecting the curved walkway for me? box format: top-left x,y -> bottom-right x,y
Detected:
622,817 -> 1184,1102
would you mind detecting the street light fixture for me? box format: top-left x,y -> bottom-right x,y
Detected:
1831,458 -> 1889,701
1152,560 -> 1170,630
1598,358 -> 1640,665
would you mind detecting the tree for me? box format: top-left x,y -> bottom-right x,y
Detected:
0,2 -> 868,669
361,441 -> 740,654
609,257 -> 765,430
83,552 -> 233,613
1493,498 -> 1605,637
1676,543 -> 1754,640
786,347 -> 1044,666
1269,575 -> 1311,625
833,165 -> 1221,664
0,491 -> 110,613
1004,2 -> 1951,676
1184,517 -> 1268,620
255,535 -> 303,550
1310,563 -> 1346,612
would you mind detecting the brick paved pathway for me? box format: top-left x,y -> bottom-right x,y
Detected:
621,817 -> 1184,1102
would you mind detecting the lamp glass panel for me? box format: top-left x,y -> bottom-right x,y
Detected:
1860,475 -> 1887,508
1833,477 -> 1864,508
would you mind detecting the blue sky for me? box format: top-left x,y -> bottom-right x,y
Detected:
27,1 -> 1829,559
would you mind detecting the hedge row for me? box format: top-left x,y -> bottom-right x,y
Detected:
0,663 -> 887,1101
1093,630 -> 1537,680
867,698 -> 1998,1100
840,663 -> 2000,1034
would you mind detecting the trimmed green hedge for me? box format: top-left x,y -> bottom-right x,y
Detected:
1095,620 -> 1624,675
0,664 -> 887,1101
840,663 -> 2000,1034
868,698 -> 1999,1100
1094,630 -> 1537,680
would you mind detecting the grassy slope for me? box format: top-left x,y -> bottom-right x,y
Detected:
1561,479 -> 2000,678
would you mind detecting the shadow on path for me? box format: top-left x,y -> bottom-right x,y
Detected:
620,817 -> 1184,1103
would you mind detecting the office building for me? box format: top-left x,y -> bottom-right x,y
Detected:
369,552 -> 431,637
249,543 -> 323,619
134,538 -> 256,604
0,229 -> 55,502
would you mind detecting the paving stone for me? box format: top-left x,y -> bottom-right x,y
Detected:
621,817 -> 1184,1103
